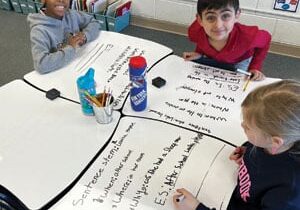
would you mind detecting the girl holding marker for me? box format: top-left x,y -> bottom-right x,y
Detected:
173,79 -> 300,210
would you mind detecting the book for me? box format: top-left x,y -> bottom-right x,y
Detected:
106,0 -> 121,17
91,0 -> 107,13
115,0 -> 131,17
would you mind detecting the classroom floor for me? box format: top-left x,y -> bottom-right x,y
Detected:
0,9 -> 299,87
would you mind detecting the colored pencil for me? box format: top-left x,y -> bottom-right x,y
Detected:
84,91 -> 101,107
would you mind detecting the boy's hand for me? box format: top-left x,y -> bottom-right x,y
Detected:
67,35 -> 84,48
173,188 -> 200,210
183,52 -> 202,61
249,69 -> 265,81
229,146 -> 246,165
75,32 -> 87,46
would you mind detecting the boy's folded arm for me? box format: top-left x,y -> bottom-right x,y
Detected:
32,43 -> 76,74
248,48 -> 268,71
35,47 -> 76,74
82,19 -> 100,43
77,11 -> 100,43
31,29 -> 76,74
248,30 -> 272,71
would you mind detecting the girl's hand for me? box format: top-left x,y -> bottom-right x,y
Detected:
229,146 -> 246,165
249,69 -> 265,81
183,52 -> 201,61
173,188 -> 200,210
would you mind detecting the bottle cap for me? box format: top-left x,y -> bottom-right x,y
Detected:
77,68 -> 95,88
129,56 -> 147,68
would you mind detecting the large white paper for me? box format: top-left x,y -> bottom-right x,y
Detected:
0,80 -> 121,209
50,117 -> 237,210
24,31 -> 172,109
122,55 -> 281,146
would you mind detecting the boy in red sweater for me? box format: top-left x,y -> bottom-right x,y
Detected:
184,0 -> 271,80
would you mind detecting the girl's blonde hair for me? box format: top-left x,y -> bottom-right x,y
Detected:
242,80 -> 300,152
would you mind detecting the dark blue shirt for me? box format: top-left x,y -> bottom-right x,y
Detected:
197,142 -> 300,210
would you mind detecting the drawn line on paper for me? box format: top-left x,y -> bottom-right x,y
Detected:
73,42 -> 100,70
192,65 -> 243,84
76,43 -> 104,73
219,194 -> 226,210
123,116 -> 236,148
87,44 -> 114,68
172,133 -> 201,186
195,144 -> 226,197
77,44 -> 114,74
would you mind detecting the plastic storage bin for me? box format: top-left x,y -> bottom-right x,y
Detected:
27,0 -> 37,13
19,0 -> 37,14
10,0 -> 22,12
107,11 -> 130,32
1,0 -> 12,10
94,11 -> 130,32
94,12 -> 108,31
27,0 -> 36,13
19,0 -> 28,14
34,0 -> 42,11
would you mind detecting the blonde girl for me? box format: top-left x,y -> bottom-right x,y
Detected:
174,79 -> 300,210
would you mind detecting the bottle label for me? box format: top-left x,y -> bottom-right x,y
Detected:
131,79 -> 146,88
130,85 -> 147,111
129,69 -> 146,82
78,86 -> 95,115
129,56 -> 147,112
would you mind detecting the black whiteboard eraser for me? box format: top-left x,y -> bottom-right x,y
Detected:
152,77 -> 166,88
46,88 -> 60,100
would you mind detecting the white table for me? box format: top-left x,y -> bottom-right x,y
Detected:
122,55 -> 281,146
0,80 -> 120,209
24,31 -> 172,110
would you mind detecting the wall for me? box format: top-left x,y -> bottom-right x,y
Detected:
130,0 -> 300,47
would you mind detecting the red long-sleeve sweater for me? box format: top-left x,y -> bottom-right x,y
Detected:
188,20 -> 271,71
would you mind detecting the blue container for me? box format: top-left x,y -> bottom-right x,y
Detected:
107,11 -> 130,32
129,56 -> 147,111
77,68 -> 96,115
94,12 -> 108,31
1,0 -> 12,10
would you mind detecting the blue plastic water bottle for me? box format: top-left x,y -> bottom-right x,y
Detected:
129,56 -> 147,111
77,68 -> 96,115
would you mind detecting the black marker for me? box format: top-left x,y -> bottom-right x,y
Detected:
176,194 -> 185,202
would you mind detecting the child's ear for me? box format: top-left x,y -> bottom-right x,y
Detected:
271,136 -> 284,154
196,14 -> 203,26
235,9 -> 241,21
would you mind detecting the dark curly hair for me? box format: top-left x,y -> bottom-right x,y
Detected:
197,0 -> 240,16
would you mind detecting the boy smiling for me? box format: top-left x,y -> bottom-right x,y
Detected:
184,0 -> 271,81
27,0 -> 100,74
